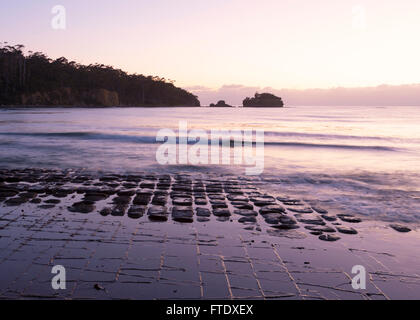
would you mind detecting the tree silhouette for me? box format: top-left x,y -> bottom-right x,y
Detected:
0,43 -> 200,107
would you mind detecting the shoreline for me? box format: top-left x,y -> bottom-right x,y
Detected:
0,105 -> 286,109
3,105 -> 420,109
0,105 -> 203,109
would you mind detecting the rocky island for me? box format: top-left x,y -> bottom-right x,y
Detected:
209,100 -> 233,108
0,44 -> 200,107
243,93 -> 284,107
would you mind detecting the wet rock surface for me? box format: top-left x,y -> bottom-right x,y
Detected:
319,234 -> 341,242
213,208 -> 231,217
305,225 -> 336,233
127,205 -> 146,219
147,206 -> 168,221
389,224 -> 411,233
260,205 -> 286,214
0,170 -> 370,241
172,206 -> 194,223
312,206 -> 328,214
84,193 -> 109,202
196,207 -> 211,217
4,197 -> 28,206
0,169 -> 418,300
234,209 -> 258,217
336,226 -> 358,235
68,201 -> 96,214
321,214 -> 338,222
0,170 -> 370,242
295,213 -> 325,226
338,214 -> 362,223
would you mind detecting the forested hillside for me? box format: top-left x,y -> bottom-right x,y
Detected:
0,43 -> 200,107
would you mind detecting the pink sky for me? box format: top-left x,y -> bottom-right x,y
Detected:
2,0 -> 420,105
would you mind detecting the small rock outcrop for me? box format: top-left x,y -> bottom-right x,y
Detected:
243,93 -> 284,107
210,100 -> 233,108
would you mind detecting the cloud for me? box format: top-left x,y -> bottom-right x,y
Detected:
185,84 -> 420,107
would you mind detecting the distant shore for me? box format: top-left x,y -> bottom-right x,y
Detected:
0,105 -> 202,109
0,105 -> 285,109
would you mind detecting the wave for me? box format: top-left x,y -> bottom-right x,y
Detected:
0,131 -> 399,152
259,171 -> 420,223
263,141 -> 397,151
263,130 -> 390,141
0,132 -> 157,144
0,130 -> 392,140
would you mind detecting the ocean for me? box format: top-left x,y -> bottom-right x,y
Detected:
1,105 -> 419,223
